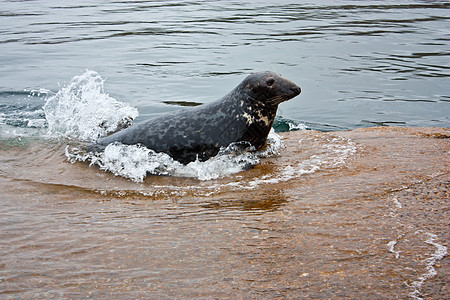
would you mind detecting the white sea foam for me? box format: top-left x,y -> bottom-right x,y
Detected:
67,128 -> 357,184
288,122 -> 308,131
43,70 -> 138,142
244,134 -> 357,188
387,240 -> 401,259
387,234 -> 405,260
392,196 -> 402,209
387,191 -> 447,299
66,130 -> 281,182
408,231 -> 448,300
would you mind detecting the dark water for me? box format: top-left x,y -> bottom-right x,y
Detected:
1,0 -> 449,130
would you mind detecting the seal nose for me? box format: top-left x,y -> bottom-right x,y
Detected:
291,85 -> 301,96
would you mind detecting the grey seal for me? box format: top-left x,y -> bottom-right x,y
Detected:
93,71 -> 301,164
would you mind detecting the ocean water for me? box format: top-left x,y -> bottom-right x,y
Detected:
0,1 -> 449,298
1,0 -> 449,180
1,0 -> 449,130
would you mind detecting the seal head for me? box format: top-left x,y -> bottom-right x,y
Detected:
93,71 -> 301,164
222,71 -> 301,150
243,71 -> 301,106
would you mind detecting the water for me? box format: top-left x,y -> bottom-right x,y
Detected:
0,0 -> 449,298
1,0 -> 449,129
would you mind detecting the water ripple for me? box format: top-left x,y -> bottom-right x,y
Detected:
0,0 -> 449,128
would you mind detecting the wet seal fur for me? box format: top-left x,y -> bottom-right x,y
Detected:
93,71 -> 301,164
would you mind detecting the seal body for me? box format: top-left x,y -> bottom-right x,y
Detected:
94,71 -> 301,164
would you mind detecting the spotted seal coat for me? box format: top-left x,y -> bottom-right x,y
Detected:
93,71 -> 301,164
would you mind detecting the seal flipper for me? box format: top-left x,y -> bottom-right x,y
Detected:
86,143 -> 107,154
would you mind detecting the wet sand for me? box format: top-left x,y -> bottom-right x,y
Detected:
0,126 -> 448,298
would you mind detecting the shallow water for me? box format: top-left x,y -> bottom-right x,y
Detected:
1,128 -> 449,298
0,0 -> 449,298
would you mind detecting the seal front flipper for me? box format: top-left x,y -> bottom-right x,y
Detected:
85,143 -> 107,154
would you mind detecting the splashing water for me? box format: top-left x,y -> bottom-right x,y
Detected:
47,70 -> 356,183
40,70 -> 287,182
66,131 -> 282,182
43,70 -> 138,142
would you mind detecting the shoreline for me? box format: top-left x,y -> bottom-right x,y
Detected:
279,126 -> 449,298
0,126 -> 448,298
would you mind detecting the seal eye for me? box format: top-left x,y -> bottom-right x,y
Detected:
266,78 -> 275,87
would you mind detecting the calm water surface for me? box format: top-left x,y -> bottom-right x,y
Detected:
1,0 -> 449,129
0,1 -> 449,299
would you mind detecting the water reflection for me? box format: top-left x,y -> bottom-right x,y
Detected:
201,190 -> 288,213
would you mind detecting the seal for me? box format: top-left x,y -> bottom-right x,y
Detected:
93,71 -> 301,164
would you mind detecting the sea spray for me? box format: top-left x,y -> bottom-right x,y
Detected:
66,131 -> 281,182
43,70 -> 138,142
